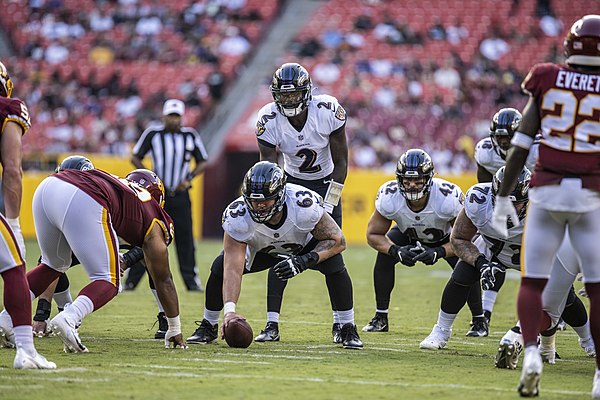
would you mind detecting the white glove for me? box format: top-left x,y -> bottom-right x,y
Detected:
491,196 -> 519,238
6,217 -> 25,259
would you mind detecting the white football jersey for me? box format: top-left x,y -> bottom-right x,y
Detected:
222,183 -> 324,270
464,183 -> 523,270
255,94 -> 347,180
474,137 -> 539,176
375,178 -> 464,244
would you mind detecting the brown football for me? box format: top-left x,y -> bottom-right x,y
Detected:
223,317 -> 253,348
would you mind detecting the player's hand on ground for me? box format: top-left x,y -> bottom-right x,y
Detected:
165,332 -> 187,349
33,320 -> 50,337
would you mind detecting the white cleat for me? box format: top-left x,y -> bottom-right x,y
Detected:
593,370 -> 600,399
495,340 -> 523,370
0,310 -> 15,348
14,348 -> 56,369
579,337 -> 596,358
49,312 -> 88,353
419,324 -> 451,350
518,348 -> 542,397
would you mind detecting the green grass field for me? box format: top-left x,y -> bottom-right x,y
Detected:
0,239 -> 595,399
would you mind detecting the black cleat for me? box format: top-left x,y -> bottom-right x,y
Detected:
186,319 -> 218,344
361,313 -> 389,332
466,318 -> 489,337
332,323 -> 342,343
154,312 -> 168,339
341,323 -> 363,349
254,321 -> 280,342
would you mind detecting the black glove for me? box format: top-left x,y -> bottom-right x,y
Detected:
122,247 -> 144,268
474,254 -> 504,291
388,244 -> 420,267
273,252 -> 319,281
413,246 -> 446,265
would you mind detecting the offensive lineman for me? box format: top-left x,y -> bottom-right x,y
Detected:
187,162 -> 362,349
253,63 -> 351,343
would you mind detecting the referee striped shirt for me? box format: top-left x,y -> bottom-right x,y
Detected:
132,124 -> 208,192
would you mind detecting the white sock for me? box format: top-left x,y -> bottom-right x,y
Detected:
14,325 -> 34,352
64,295 -> 94,323
540,333 -> 555,349
375,309 -> 389,314
151,289 -> 164,313
332,310 -> 340,324
437,310 -> 456,331
572,321 -> 592,340
204,309 -> 220,326
482,290 -> 498,314
337,309 -> 354,325
54,288 -> 73,310
267,312 -> 279,323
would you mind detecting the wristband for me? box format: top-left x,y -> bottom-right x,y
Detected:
511,132 -> 534,150
166,315 -> 181,331
474,254 -> 488,270
324,181 -> 344,207
186,172 -> 195,181
224,302 -> 236,315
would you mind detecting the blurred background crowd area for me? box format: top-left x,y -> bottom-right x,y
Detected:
1,0 -> 590,174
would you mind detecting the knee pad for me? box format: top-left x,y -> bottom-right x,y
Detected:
451,261 -> 480,287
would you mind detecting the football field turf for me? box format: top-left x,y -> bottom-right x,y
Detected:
0,240 -> 594,399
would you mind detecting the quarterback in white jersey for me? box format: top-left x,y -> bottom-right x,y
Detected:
362,149 -> 487,336
254,63 -> 350,344
186,162 -> 363,349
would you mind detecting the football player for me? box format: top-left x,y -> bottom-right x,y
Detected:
361,149 -> 488,336
254,63 -> 351,343
0,61 -> 55,369
187,162 -> 362,349
420,166 -> 530,350
0,168 -> 187,352
491,15 -> 600,397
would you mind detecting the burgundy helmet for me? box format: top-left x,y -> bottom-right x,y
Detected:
564,15 -> 600,67
126,169 -> 165,207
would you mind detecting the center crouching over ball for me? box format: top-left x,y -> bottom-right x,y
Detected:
223,317 -> 253,348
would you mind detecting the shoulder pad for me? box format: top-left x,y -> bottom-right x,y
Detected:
375,180 -> 401,218
286,184 -> 324,230
255,103 -> 278,138
432,178 -> 464,218
221,198 -> 254,242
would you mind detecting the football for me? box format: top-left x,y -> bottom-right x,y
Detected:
223,317 -> 253,348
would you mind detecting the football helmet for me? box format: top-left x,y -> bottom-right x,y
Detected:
126,169 -> 165,207
492,166 -> 531,220
242,161 -> 286,223
270,63 -> 312,117
0,61 -> 13,98
56,155 -> 94,172
395,148 -> 435,201
564,14 -> 600,67
490,108 -> 522,159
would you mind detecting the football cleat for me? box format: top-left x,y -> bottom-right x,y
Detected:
362,313 -> 389,332
186,319 -> 218,344
420,324 -> 451,350
495,342 -> 524,370
580,337 -> 596,357
518,348 -> 542,397
49,312 -> 88,353
14,348 -> 56,369
340,323 -> 363,349
254,321 -> 280,342
154,312 -> 168,339
466,318 -> 489,337
0,310 -> 15,348
332,323 -> 342,344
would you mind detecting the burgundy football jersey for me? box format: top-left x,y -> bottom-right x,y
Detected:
55,169 -> 174,247
522,63 -> 600,189
0,97 -> 31,135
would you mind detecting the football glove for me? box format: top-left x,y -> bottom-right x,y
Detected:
413,246 -> 446,265
491,196 -> 519,238
475,255 -> 504,291
388,244 -> 420,267
273,252 -> 319,281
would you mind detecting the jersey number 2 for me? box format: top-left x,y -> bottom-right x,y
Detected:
296,148 -> 322,173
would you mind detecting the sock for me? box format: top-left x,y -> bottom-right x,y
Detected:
204,308 -> 220,326
572,321 -> 592,341
539,333 -> 555,350
53,288 -> 73,310
64,295 -> 94,323
332,310 -> 340,324
13,325 -> 34,352
437,310 -> 456,331
482,290 -> 498,315
337,309 -> 354,325
2,266 -> 32,327
151,289 -> 164,313
517,277 -> 547,346
266,312 -> 279,324
375,309 -> 389,315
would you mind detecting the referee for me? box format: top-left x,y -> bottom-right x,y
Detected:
130,99 -> 207,291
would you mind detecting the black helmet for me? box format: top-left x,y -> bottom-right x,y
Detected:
489,108 -> 522,159
395,148 -> 435,201
242,161 -> 287,223
56,155 -> 94,172
270,63 -> 312,117
492,166 -> 531,220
